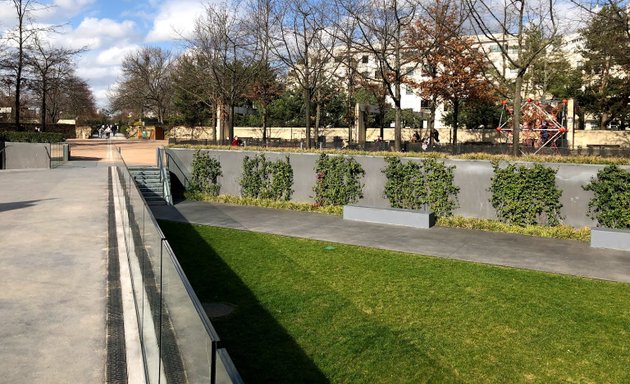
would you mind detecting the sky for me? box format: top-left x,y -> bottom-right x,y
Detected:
1,0 -> 591,110
0,0 -> 208,108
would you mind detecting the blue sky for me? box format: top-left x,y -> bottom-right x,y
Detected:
1,0 -> 588,109
1,0 -> 208,107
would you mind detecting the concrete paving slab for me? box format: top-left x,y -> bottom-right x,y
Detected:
153,201 -> 630,284
0,166 -> 109,382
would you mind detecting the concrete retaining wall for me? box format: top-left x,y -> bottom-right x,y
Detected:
2,142 -> 51,169
166,148 -> 630,227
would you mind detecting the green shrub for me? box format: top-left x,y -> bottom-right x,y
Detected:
0,131 -> 65,143
583,165 -> 630,229
240,154 -> 294,200
189,150 -> 223,195
383,157 -> 459,216
489,161 -> 563,226
313,153 -> 365,206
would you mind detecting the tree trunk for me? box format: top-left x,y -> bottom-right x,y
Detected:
315,90 -> 321,146
15,16 -> 23,130
15,67 -> 22,130
452,99 -> 459,153
304,87 -> 311,149
228,103 -> 234,142
512,76 -> 523,156
262,106 -> 268,143
428,98 -> 437,148
379,115 -> 385,141
41,80 -> 47,131
394,102 -> 401,151
211,101 -> 217,143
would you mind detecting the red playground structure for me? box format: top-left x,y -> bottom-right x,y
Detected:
496,98 -> 569,154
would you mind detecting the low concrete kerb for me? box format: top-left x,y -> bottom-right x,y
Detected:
343,205 -> 436,229
591,227 -> 630,251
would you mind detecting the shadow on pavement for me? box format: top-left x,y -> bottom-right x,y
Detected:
0,199 -> 55,213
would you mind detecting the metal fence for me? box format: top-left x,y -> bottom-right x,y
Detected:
111,146 -> 242,384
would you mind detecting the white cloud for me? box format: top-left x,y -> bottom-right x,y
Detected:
54,17 -> 138,50
53,0 -> 95,9
96,44 -> 141,66
34,0 -> 96,23
145,0 -> 206,42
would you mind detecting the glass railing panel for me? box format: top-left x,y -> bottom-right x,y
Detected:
161,241 -> 216,383
216,349 -> 244,384
140,204 -> 165,384
110,142 -> 241,383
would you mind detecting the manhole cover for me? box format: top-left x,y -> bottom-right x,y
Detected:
202,303 -> 237,319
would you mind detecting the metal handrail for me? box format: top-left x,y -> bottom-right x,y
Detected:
157,147 -> 173,205
164,149 -> 191,189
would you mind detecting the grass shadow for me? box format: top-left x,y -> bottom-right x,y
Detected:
159,220 -> 329,383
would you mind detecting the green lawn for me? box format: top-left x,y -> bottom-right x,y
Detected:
160,221 -> 630,384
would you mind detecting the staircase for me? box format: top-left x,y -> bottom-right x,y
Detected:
129,166 -> 170,206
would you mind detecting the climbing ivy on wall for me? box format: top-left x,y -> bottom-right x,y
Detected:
240,154 -> 294,200
382,157 -> 459,217
489,161 -> 563,226
189,150 -> 223,196
583,165 -> 630,229
313,153 -> 365,206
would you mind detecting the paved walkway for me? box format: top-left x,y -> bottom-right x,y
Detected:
68,137 -> 167,166
153,201 -> 630,284
0,162 -> 110,382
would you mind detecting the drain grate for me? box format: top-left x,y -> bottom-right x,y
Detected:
107,168 -> 128,383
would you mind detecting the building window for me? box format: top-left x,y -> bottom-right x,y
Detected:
361,55 -> 369,64
405,85 -> 414,95
420,99 -> 430,109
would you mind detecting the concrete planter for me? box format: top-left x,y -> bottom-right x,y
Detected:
590,227 -> 630,251
343,205 -> 436,229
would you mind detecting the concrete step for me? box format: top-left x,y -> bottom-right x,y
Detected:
129,166 -> 170,206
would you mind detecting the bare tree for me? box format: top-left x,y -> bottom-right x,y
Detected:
464,0 -> 559,156
338,0 -> 418,151
112,47 -> 174,124
244,0 -> 283,142
0,0 -> 54,128
25,35 -> 84,130
271,0 -> 341,148
189,3 -> 257,142
49,73 -> 96,124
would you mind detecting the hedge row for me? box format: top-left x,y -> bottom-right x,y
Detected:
0,131 -> 65,143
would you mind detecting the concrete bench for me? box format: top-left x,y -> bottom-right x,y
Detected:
343,205 -> 436,229
591,227 -> 630,251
